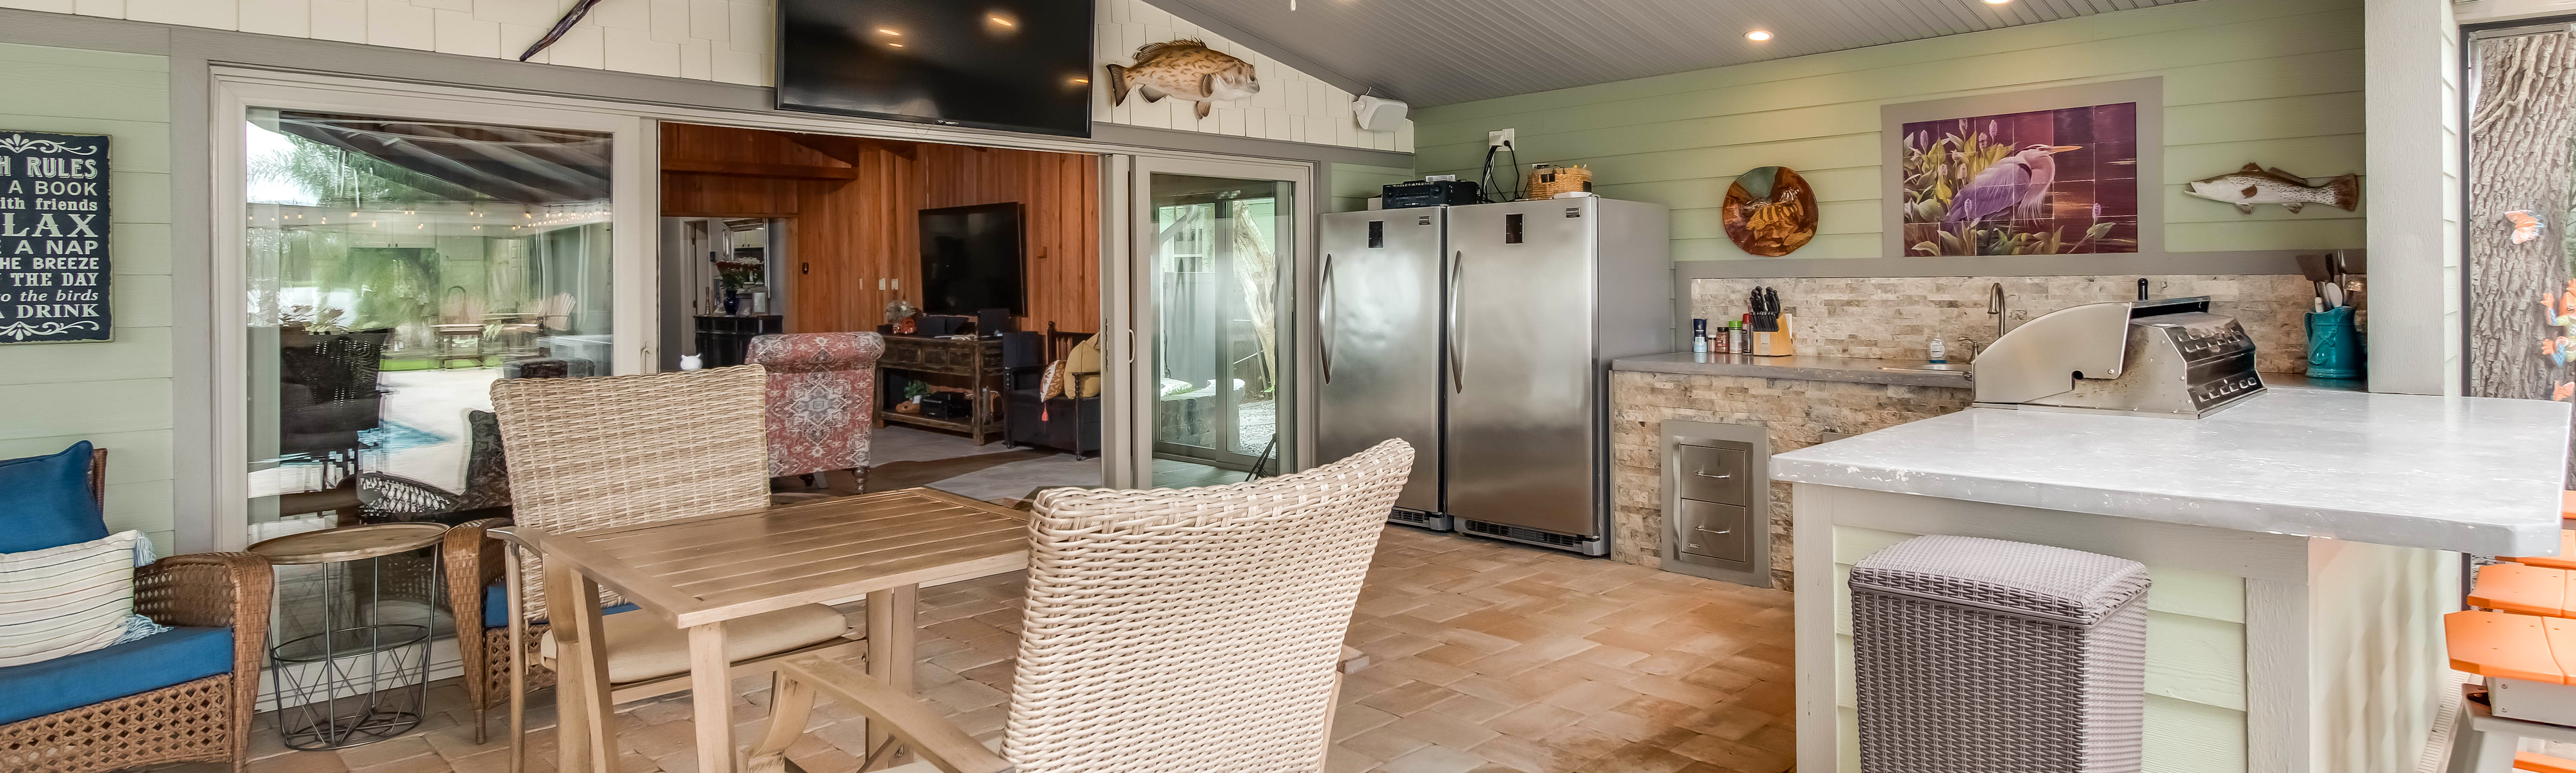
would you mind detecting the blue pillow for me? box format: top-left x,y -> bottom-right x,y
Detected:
0,441 -> 107,553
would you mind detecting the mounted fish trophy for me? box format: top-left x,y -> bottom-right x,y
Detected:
2183,163 -> 2361,214
1104,39 -> 1260,120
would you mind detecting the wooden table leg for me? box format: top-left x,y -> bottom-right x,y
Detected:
690,623 -> 738,773
544,560 -> 620,773
746,671 -> 816,773
863,584 -> 920,771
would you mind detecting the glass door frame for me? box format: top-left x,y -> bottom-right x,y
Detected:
208,71 -> 660,551
1103,154 -> 1318,488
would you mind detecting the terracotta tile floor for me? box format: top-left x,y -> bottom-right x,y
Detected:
202,526 -> 1793,773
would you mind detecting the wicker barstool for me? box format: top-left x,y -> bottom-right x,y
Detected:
770,438 -> 1415,773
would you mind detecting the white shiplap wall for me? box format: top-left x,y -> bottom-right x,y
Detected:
0,0 -> 1411,152
1093,0 -> 1410,152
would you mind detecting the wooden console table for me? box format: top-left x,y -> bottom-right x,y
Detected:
876,335 -> 1005,445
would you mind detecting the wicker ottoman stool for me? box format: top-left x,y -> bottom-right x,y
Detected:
1848,535 -> 2152,773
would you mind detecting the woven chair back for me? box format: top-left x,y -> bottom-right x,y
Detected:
488,365 -> 772,621
1002,438 -> 1414,773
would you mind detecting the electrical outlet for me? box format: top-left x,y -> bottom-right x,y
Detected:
1488,128 -> 1515,148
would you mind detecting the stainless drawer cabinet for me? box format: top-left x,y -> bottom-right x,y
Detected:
1674,444 -> 1749,505
1673,499 -> 1753,566
1658,423 -> 1769,589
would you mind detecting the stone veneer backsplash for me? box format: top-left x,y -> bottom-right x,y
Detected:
1611,371 -> 1975,589
1691,274 -> 2317,373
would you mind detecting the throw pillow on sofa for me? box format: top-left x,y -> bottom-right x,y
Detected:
0,530 -> 170,667
0,441 -> 107,553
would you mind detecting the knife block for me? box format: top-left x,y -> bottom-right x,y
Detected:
1750,313 -> 1795,357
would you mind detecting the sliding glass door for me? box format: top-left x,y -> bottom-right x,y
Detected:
1116,157 -> 1311,488
214,74 -> 652,550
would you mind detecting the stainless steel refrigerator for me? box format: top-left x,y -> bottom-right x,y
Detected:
1317,197 -> 1670,555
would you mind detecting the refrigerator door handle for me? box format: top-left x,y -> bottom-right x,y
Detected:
1319,252 -> 1335,384
1447,251 -> 1464,393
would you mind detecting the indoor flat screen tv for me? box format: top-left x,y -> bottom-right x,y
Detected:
920,203 -> 1027,317
777,0 -> 1094,137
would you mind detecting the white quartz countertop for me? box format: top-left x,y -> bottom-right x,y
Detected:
1768,389 -> 2573,555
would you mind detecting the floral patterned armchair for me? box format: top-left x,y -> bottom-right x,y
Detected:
746,332 -> 885,496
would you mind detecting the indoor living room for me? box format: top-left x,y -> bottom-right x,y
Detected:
658,122 -> 1105,506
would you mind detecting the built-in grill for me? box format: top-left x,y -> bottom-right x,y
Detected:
1970,296 -> 2266,419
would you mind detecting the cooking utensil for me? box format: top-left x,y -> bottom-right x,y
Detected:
2323,282 -> 2345,308
2297,253 -> 2333,284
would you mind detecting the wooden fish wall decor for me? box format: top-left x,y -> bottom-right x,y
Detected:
2183,163 -> 2361,214
1104,39 -> 1260,120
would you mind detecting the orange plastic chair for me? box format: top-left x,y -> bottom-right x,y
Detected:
2500,493 -> 2576,569
2474,563 -> 2576,618
2447,610 -> 2576,685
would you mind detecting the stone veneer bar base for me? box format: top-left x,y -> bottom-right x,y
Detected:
1609,370 -> 1973,589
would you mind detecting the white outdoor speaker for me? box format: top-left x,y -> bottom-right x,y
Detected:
1353,95 -> 1409,132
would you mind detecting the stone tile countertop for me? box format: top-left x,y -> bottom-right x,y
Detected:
1768,389 -> 2573,555
1611,352 -> 1973,388
1611,351 -> 2367,392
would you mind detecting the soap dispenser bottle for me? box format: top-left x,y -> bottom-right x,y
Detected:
1928,335 -> 1947,364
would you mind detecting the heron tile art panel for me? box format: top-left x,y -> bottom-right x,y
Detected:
1901,102 -> 2139,256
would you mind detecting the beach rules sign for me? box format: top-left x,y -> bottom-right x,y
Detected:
0,131 -> 110,344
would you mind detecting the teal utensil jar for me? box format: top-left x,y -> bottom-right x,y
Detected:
2305,306 -> 2364,380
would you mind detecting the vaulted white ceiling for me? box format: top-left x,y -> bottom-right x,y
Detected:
1151,0 -> 2205,106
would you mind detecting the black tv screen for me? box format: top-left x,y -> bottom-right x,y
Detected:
777,0 -> 1094,137
920,203 -> 1026,316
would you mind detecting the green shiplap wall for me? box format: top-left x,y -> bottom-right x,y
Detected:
0,43 -> 175,553
1410,0 -> 2365,261
1330,162 -> 1414,213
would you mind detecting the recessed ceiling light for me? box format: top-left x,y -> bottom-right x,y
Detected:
875,28 -> 901,36
1983,0 -> 2010,4
988,14 -> 1016,26
1745,30 -> 1773,41
887,42 -> 905,48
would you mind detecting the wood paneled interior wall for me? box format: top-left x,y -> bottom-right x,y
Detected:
660,123 -> 1100,336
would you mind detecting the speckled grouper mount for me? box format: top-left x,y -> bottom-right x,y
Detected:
1970,296 -> 2266,419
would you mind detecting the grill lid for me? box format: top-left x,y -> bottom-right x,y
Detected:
1970,298 -> 2266,418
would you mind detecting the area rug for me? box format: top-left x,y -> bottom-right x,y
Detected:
862,450 -> 1057,494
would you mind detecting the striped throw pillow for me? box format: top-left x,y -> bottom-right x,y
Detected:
0,530 -> 166,667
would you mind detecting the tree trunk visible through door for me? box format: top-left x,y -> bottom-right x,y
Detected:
2472,32 -> 2576,398
2470,30 -> 2576,484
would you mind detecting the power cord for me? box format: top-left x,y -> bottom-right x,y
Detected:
1478,140 -> 1521,203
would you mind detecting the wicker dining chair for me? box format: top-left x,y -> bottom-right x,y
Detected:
481,365 -> 866,771
768,438 -> 1415,773
0,449 -> 276,773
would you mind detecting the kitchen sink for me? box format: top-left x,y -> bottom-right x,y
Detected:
1879,362 -> 1971,374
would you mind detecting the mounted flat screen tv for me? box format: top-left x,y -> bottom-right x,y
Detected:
777,0 -> 1094,137
920,203 -> 1027,316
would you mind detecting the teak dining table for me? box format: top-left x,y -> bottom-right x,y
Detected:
501,487 -> 1031,773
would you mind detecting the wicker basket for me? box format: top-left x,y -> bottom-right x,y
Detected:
1849,535 -> 2151,773
1525,164 -> 1593,199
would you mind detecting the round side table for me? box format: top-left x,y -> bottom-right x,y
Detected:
247,522 -> 449,750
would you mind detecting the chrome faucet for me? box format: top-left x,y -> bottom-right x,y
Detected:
1987,282 -> 2008,339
